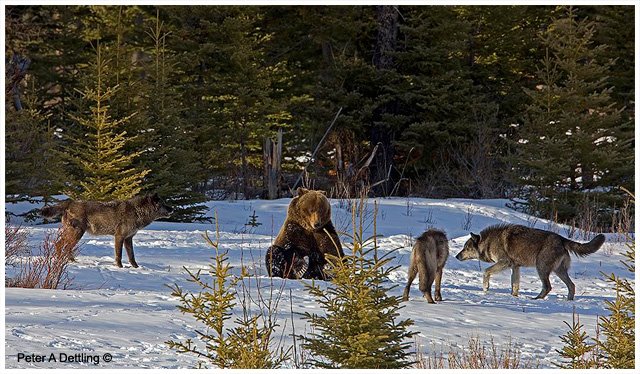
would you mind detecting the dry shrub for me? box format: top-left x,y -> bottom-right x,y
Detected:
611,197 -> 634,243
415,335 -> 539,369
5,222 -> 29,265
6,227 -> 79,289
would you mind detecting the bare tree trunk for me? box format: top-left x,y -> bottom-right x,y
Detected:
239,128 -> 249,200
370,5 -> 399,196
264,129 -> 283,200
373,5 -> 399,69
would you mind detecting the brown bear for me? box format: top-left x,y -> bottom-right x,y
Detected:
265,187 -> 343,280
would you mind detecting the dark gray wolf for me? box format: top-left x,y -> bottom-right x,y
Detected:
403,229 -> 449,303
40,194 -> 172,268
455,224 -> 605,300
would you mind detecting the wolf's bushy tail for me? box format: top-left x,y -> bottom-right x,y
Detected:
564,234 -> 606,257
40,200 -> 72,218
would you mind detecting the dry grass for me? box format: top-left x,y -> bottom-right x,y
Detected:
6,227 -> 80,289
610,196 -> 634,243
415,335 -> 539,369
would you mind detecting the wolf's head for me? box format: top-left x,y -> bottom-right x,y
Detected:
146,193 -> 173,219
455,232 -> 481,261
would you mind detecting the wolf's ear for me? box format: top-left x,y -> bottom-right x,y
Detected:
470,232 -> 480,243
297,187 -> 309,196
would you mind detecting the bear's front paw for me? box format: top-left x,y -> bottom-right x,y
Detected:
293,256 -> 309,279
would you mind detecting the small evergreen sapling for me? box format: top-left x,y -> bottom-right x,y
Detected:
166,212 -> 289,368
556,310 -> 598,368
245,210 -> 262,228
301,199 -> 416,368
557,189 -> 635,369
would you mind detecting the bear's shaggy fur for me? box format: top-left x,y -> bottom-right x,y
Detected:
265,187 -> 343,280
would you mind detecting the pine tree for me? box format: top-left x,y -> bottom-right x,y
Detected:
5,6 -> 93,200
61,43 -> 149,201
556,312 -> 598,368
301,200 -> 415,368
597,220 -> 635,368
513,6 -> 631,222
136,9 -> 208,221
167,213 -> 289,368
5,100 -> 62,199
166,7 -> 297,199
557,191 -> 635,369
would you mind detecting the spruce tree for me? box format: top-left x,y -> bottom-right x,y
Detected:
166,7 -> 296,199
301,201 -> 415,368
556,312 -> 598,368
513,6 -> 631,222
167,214 -> 290,368
5,101 -> 62,199
557,191 -> 635,369
597,226 -> 635,368
61,43 -> 149,201
137,9 -> 208,220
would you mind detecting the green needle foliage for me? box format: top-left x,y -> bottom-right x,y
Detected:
166,212 -> 290,368
557,190 -> 635,369
513,6 -> 632,222
61,43 -> 149,201
596,221 -> 635,368
301,199 -> 416,368
556,312 -> 598,368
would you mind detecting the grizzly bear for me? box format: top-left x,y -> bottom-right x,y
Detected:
265,187 -> 343,280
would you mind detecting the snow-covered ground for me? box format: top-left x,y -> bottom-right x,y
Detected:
4,196 -> 633,368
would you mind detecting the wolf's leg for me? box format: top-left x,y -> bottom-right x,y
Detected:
124,237 -> 138,268
403,262 -> 418,301
114,236 -> 124,268
434,267 -> 444,301
483,261 -> 509,292
554,257 -> 575,300
533,266 -> 553,299
533,250 -> 560,299
419,262 -> 436,304
511,266 -> 520,296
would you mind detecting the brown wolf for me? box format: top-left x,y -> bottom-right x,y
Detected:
402,229 -> 449,303
40,194 -> 173,268
455,224 -> 605,300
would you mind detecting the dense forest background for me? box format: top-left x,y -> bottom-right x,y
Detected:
4,5 -> 634,225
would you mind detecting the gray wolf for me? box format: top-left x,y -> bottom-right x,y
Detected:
403,229 -> 449,303
455,224 -> 605,300
40,194 -> 172,268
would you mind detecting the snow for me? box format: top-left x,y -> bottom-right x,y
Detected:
4,196 -> 632,368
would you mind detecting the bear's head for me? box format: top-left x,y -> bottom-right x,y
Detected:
289,187 -> 332,232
